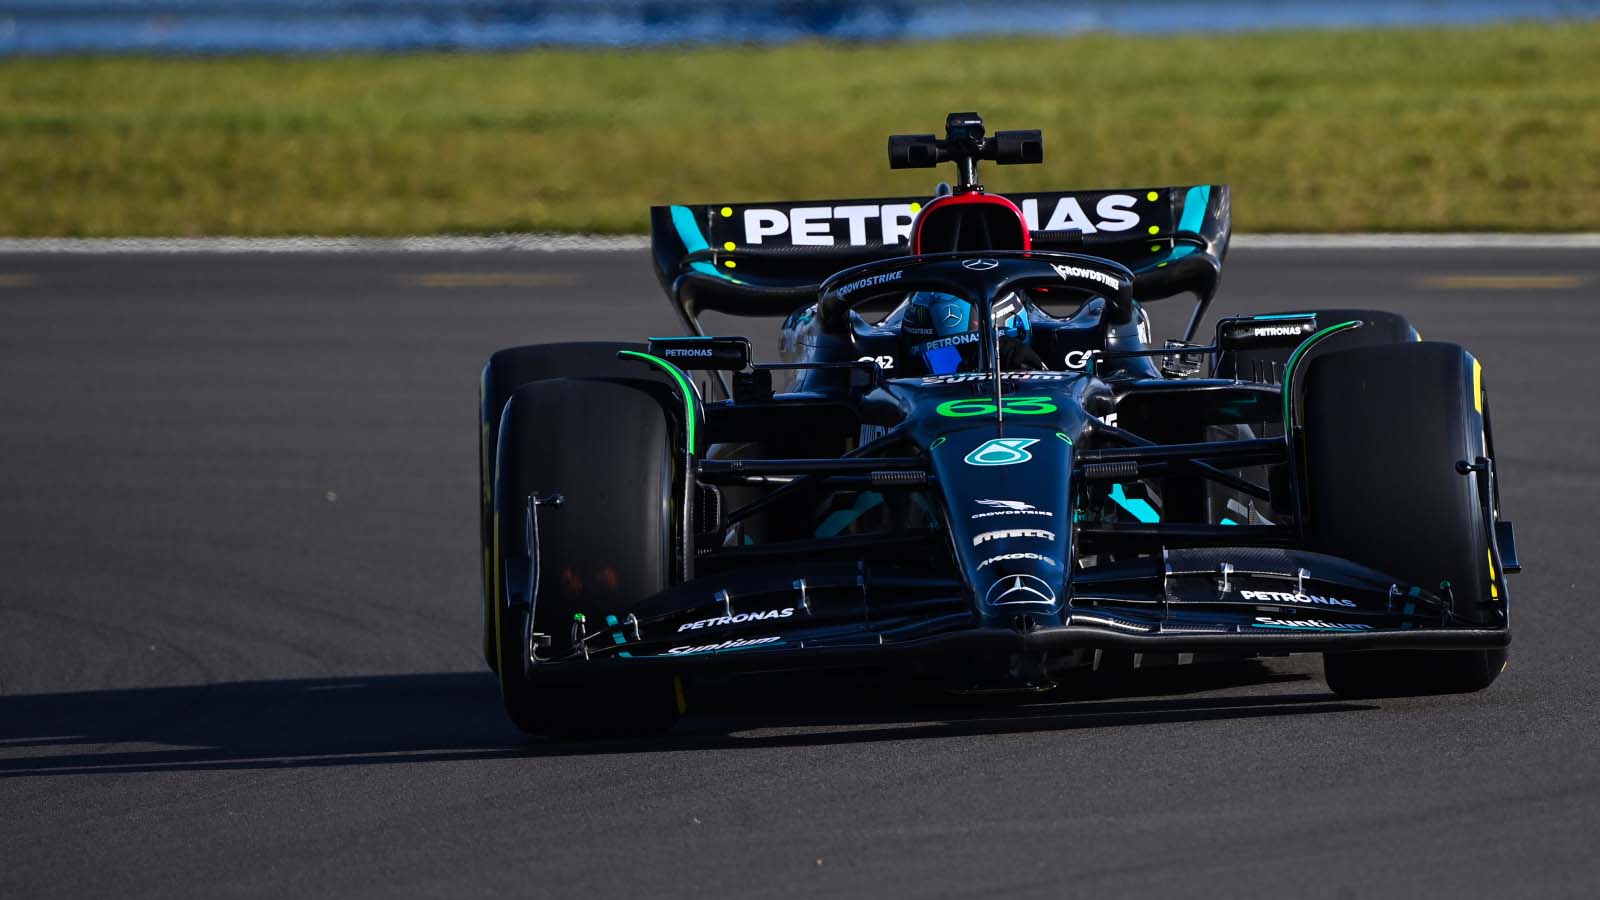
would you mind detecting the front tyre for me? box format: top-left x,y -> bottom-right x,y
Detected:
1302,342 -> 1508,699
1322,648 -> 1504,699
493,377 -> 682,736
479,342 -> 654,670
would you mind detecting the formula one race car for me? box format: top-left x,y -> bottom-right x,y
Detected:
479,112 -> 1519,736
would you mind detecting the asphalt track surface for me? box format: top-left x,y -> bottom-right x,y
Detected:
1,247 -> 1597,898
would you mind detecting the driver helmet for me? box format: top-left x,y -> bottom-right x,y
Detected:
903,291 -> 1031,375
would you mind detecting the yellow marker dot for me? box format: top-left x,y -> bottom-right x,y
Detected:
1149,244 -> 1160,252
1146,191 -> 1159,202
1157,262 -> 1169,268
720,207 -> 733,218
1147,225 -> 1160,235
724,260 -> 737,269
910,202 -> 922,213
724,241 -> 736,251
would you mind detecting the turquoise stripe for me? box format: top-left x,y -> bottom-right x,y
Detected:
1178,185 -> 1211,234
1252,313 -> 1316,321
670,205 -> 710,253
670,204 -> 730,280
1110,483 -> 1161,523
1130,184 -> 1211,272
1158,184 -> 1210,263
815,492 -> 885,538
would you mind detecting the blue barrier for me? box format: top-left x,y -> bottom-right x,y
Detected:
1,0 -> 1596,54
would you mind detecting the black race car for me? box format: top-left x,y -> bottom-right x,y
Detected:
479,113 -> 1519,736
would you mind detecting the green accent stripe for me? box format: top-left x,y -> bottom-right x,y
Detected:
1281,320 -> 1361,427
619,350 -> 699,453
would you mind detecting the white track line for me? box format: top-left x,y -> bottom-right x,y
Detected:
0,234 -> 652,254
1,233 -> 1598,254
1234,233 -> 1600,249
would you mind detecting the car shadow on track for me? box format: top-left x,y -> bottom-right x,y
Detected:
658,660 -> 1368,751
0,661 -> 1369,777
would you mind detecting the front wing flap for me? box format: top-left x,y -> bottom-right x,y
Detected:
527,550 -> 1507,677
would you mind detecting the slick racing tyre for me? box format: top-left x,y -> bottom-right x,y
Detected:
493,377 -> 681,737
1303,342 -> 1507,698
479,342 -> 653,669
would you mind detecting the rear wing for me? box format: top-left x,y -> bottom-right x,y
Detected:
650,184 -> 1230,337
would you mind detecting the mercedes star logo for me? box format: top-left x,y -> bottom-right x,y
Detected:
985,573 -> 1058,606
943,306 -> 963,323
961,258 -> 999,270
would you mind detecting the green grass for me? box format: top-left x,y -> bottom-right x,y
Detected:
1,22 -> 1596,236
